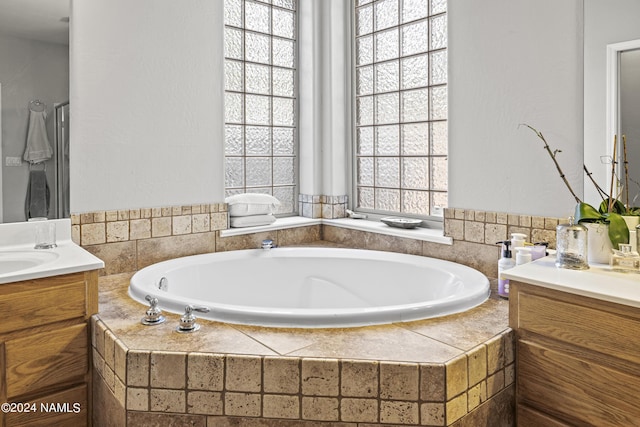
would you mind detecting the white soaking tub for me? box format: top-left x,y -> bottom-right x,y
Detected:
129,247 -> 490,328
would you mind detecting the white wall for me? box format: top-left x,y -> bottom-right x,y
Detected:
583,0 -> 640,206
70,0 -> 225,213
0,34 -> 69,222
448,0 -> 584,218
70,0 -> 592,219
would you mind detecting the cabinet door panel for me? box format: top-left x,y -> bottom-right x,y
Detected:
5,324 -> 88,399
516,291 -> 640,365
0,279 -> 86,335
517,404 -> 571,427
518,339 -> 640,427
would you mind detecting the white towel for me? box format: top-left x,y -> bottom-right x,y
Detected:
23,110 -> 53,163
225,193 -> 281,217
229,214 -> 277,228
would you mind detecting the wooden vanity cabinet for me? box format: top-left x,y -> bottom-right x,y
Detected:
509,280 -> 640,427
0,271 -> 99,427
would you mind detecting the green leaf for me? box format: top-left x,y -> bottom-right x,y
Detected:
575,202 -> 602,223
604,212 -> 630,248
598,198 -> 626,214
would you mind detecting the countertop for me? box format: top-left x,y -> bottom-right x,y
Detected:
503,255 -> 640,308
0,219 -> 105,284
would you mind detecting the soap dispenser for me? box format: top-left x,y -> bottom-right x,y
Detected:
555,217 -> 589,270
496,241 -> 515,298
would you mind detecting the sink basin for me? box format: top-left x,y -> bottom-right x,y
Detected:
0,251 -> 59,275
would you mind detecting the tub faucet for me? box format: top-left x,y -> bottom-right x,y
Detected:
176,304 -> 210,333
261,239 -> 274,250
141,295 -> 166,326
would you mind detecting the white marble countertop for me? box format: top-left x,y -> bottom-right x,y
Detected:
0,219 -> 104,284
503,255 -> 640,308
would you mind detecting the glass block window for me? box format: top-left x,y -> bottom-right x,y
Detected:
354,0 -> 447,217
224,0 -> 298,214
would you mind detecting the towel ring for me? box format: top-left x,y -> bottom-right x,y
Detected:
28,100 -> 46,112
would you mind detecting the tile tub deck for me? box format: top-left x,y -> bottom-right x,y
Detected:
93,272 -> 514,426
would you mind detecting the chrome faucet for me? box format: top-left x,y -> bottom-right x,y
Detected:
176,304 -> 210,333
261,239 -> 274,250
141,295 -> 166,325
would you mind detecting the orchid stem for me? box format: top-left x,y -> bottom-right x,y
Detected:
520,124 -> 582,204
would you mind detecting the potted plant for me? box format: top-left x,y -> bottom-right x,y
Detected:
521,125 -> 630,256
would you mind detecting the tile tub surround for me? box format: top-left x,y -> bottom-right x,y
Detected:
92,273 -> 514,427
72,203 -> 563,282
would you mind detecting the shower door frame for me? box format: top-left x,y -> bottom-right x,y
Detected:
53,101 -> 69,219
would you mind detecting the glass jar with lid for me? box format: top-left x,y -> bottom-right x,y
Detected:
556,217 -> 589,270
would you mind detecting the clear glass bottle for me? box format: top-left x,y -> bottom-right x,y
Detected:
610,243 -> 640,273
556,217 -> 589,270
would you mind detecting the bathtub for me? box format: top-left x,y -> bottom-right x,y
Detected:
129,247 -> 490,328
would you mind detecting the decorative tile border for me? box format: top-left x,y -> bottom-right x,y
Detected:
299,194 -> 348,219
443,208 -> 561,249
92,317 -> 514,426
71,203 -> 229,246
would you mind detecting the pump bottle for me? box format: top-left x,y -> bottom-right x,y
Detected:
496,241 -> 515,298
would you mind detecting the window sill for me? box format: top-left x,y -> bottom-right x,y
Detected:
322,218 -> 452,245
220,216 -> 452,245
219,216 -> 322,237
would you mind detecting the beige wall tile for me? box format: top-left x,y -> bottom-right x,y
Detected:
224,392 -> 261,417
187,391 -> 223,415
83,241 -> 136,275
152,217 -> 172,237
81,223 -> 106,245
263,394 -> 299,419
464,221 -> 484,243
173,215 -> 192,235
106,220 -> 129,242
263,357 -> 299,394
103,330 -> 116,369
340,398 -> 378,423
93,320 -> 106,356
150,351 -> 186,389
150,389 -> 186,413
485,335 -> 504,375
486,370 -> 505,398
380,362 -> 419,400
444,219 -> 464,240
114,377 -> 126,407
105,211 -> 118,222
445,393 -> 467,425
127,412 -> 206,426
505,363 -> 515,387
226,355 -> 262,392
301,397 -> 339,421
130,219 -> 151,240
467,380 -> 487,411
531,215 -> 545,229
103,365 -> 115,392
484,223 -> 507,245
114,339 -> 127,382
504,330 -> 515,365
80,213 -> 94,224
192,213 -> 211,233
127,387 -> 149,412
129,209 -> 141,220
379,400 -> 419,425
341,360 -> 378,398
467,344 -> 487,387
301,358 -> 339,397
420,363 -> 445,402
446,354 -> 468,399
137,232 -> 216,269
421,402 -> 445,426
188,353 -> 224,391
211,212 -> 228,231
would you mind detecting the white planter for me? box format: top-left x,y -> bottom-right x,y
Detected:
622,215 -> 640,231
585,222 -> 613,264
